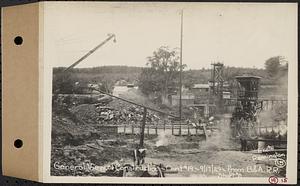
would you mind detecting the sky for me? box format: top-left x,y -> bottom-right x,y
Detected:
44,2 -> 297,70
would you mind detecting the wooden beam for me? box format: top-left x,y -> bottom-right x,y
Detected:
245,139 -> 287,143
90,87 -> 178,118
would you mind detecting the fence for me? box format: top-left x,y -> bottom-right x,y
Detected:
115,122 -> 206,136
240,122 -> 287,136
223,98 -> 287,113
260,99 -> 287,110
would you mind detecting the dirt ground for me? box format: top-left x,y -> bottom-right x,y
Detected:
51,124 -> 286,178
51,97 -> 286,178
125,130 -> 286,178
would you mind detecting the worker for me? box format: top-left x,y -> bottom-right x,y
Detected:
139,148 -> 146,164
198,117 -> 206,129
133,146 -> 146,166
240,137 -> 247,151
133,146 -> 139,166
198,117 -> 203,125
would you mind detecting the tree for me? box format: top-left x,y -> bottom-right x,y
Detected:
264,56 -> 282,77
182,70 -> 201,89
53,74 -> 77,94
138,46 -> 186,104
98,77 -> 115,94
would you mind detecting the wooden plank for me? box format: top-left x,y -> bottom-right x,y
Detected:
245,139 -> 287,143
202,125 -> 208,139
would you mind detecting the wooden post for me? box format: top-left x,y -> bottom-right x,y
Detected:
147,125 -> 150,136
163,120 -> 166,131
258,122 -> 261,135
155,123 -> 158,135
124,124 -> 126,134
172,122 -> 174,135
203,125 -> 208,140
127,120 -> 130,134
187,123 -> 190,136
259,126 -> 261,135
235,122 -> 237,137
248,123 -> 251,136
131,124 -> 134,135
139,107 -> 147,148
179,122 -> 182,136
271,100 -> 274,110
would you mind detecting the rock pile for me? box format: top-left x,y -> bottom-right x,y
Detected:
69,99 -> 162,125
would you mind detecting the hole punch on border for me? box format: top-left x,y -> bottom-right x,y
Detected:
14,139 -> 23,148
14,36 -> 23,45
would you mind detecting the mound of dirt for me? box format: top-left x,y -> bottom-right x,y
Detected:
70,104 -> 99,124
51,141 -> 132,176
52,115 -> 96,146
154,146 -> 173,152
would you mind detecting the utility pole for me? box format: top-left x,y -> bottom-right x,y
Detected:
179,9 -> 183,135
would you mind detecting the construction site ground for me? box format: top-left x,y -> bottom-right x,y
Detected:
51,93 -> 287,178
51,118 -> 285,178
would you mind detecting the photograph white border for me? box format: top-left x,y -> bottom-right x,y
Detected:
40,2 -> 298,184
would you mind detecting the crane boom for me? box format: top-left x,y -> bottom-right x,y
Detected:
63,34 -> 116,72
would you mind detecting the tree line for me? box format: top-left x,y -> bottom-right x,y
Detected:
53,46 -> 288,105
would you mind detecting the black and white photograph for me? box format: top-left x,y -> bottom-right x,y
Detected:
45,2 -> 297,183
